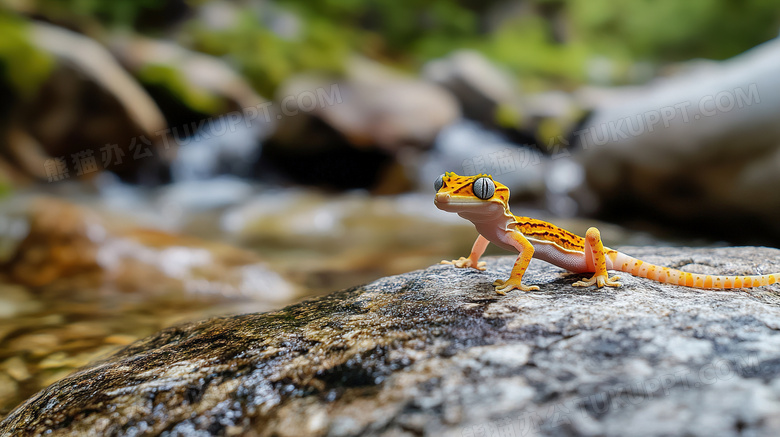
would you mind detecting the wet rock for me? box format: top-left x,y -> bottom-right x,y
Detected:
423,50 -> 580,148
571,37 -> 780,245
110,35 -> 272,182
263,57 -> 460,191
0,284 -> 41,318
277,57 -> 460,153
110,34 -> 268,115
1,198 -> 103,287
4,246 -> 780,436
4,22 -> 172,185
1,197 -> 295,300
423,50 -> 524,129
0,197 -> 299,419
419,119 -> 547,199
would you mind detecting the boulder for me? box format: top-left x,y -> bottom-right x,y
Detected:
3,22 -> 172,185
1,197 -> 295,300
422,50 -> 579,150
274,57 -> 461,155
571,37 -> 780,243
262,58 -> 461,191
3,247 -> 780,436
423,50 -> 521,128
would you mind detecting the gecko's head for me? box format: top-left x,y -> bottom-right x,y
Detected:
433,172 -> 510,219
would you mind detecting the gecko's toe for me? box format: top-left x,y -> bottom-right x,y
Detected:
494,281 -> 539,294
442,257 -> 484,269
574,274 -> 621,288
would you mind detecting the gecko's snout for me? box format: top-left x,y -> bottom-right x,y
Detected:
435,192 -> 451,204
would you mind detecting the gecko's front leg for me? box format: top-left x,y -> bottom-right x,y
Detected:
572,227 -> 621,288
441,234 -> 489,271
493,231 -> 540,294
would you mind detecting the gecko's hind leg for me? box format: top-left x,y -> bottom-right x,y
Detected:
572,227 -> 622,288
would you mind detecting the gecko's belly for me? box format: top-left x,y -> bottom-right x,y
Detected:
478,224 -> 590,273
528,240 -> 589,273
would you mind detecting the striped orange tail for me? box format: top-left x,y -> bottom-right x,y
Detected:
612,252 -> 778,289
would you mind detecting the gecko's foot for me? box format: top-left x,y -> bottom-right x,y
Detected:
441,257 -> 486,271
572,274 -> 622,288
492,278 -> 540,295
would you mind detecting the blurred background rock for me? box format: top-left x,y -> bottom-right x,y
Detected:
1,0 -> 780,420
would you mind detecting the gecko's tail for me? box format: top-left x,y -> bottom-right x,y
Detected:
612,252 -> 778,289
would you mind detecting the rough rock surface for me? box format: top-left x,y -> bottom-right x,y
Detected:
3,247 -> 780,436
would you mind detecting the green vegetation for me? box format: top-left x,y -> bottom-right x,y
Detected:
137,64 -> 226,114
0,13 -> 54,97
188,8 -> 352,98
568,0 -> 780,61
2,0 -> 779,107
191,0 -> 780,93
34,0 -> 163,28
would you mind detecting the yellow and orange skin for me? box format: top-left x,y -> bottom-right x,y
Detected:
435,172 -> 778,294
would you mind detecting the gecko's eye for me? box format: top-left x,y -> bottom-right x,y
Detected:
473,177 -> 495,200
434,174 -> 444,192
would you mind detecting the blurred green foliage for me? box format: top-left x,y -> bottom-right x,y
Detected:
138,64 -> 226,114
192,0 -> 780,93
482,14 -> 591,87
1,0 -> 779,104
189,6 -> 353,98
569,0 -> 780,61
35,0 -> 163,28
275,0 -> 481,62
0,12 -> 54,97
0,172 -> 10,200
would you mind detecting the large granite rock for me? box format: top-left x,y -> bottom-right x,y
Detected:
3,247 -> 780,436
571,37 -> 780,244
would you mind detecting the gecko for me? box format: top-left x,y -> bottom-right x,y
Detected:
434,171 -> 779,294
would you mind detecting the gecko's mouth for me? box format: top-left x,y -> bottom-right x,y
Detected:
435,200 -> 480,208
434,196 -> 494,213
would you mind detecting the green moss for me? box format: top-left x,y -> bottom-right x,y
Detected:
137,64 -> 225,114
188,8 -> 351,97
494,103 -> 523,130
0,13 -> 55,97
0,173 -> 11,199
